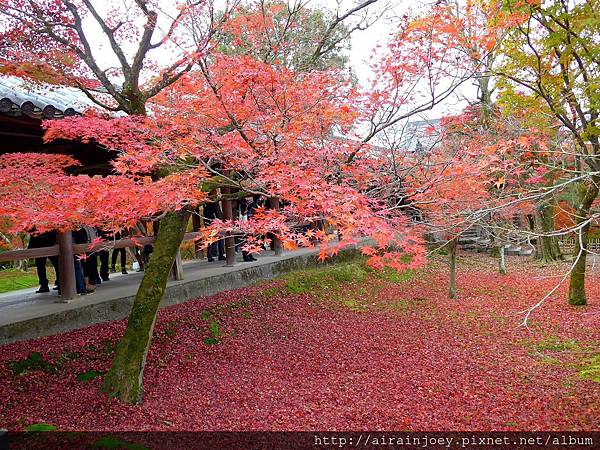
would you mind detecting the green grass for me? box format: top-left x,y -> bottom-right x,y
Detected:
84,340 -> 117,355
0,268 -> 49,293
262,286 -> 280,298
278,259 -> 417,312
283,261 -> 369,294
371,267 -> 415,284
535,335 -> 583,353
579,354 -> 600,383
386,297 -> 427,313
199,310 -> 222,345
191,260 -> 396,344
25,423 -> 58,432
528,335 -> 600,383
8,349 -> 87,377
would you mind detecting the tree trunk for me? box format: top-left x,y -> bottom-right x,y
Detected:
568,236 -> 589,306
101,210 -> 189,403
498,245 -> 507,275
491,231 -> 508,275
568,179 -> 599,306
535,196 -> 563,263
448,237 -> 457,299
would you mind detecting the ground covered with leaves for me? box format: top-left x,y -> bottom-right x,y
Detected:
1,254 -> 599,431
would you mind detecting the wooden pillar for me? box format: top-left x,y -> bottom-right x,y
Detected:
57,231 -> 76,302
191,208 -> 203,259
269,196 -> 283,256
169,249 -> 184,281
221,187 -> 236,267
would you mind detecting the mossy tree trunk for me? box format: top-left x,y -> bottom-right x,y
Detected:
568,179 -> 599,306
498,244 -> 507,275
448,237 -> 458,299
491,230 -> 508,275
535,195 -> 563,263
101,210 -> 189,403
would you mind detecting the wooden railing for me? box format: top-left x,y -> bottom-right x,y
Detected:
0,233 -> 199,262
0,232 -> 203,301
558,238 -> 600,252
0,195 -> 286,301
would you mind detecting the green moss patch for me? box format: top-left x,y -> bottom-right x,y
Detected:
76,370 -> 106,383
25,423 -> 57,432
283,262 -> 368,294
579,354 -> 600,383
9,352 -> 59,376
535,335 -> 584,353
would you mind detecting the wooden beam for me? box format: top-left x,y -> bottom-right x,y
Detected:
191,208 -> 204,259
169,249 -> 184,281
0,232 -> 202,263
0,245 -> 60,261
221,187 -> 236,267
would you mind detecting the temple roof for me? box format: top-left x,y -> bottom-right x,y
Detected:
0,76 -> 114,174
0,76 -> 96,119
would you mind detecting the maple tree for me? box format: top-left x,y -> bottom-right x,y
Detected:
303,0 -> 500,299
343,0 -> 513,296
420,103 -> 585,292
0,0 -> 238,403
493,0 -> 600,305
405,0 -> 599,304
406,0 -> 522,278
446,0 -> 567,268
406,111 -> 499,297
0,152 -> 205,233
214,0 -> 379,71
0,1 -> 599,433
0,0 -> 398,404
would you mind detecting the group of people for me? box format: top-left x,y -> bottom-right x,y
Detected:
28,194 -> 280,295
73,227 -> 131,295
28,227 -> 132,296
203,194 -> 266,263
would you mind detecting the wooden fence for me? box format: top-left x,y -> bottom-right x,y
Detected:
0,231 -> 207,302
0,194 -> 286,302
558,238 -> 600,252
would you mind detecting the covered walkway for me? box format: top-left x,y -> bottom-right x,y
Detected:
0,243 -> 361,345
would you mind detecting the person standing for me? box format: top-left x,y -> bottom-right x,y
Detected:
28,229 -> 59,293
237,197 -> 257,262
79,226 -> 101,288
247,195 -> 264,218
96,228 -> 111,282
204,196 -> 226,262
72,228 -> 94,295
111,230 -> 128,274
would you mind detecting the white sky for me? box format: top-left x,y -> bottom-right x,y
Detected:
60,0 -> 478,120
339,0 -> 478,120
